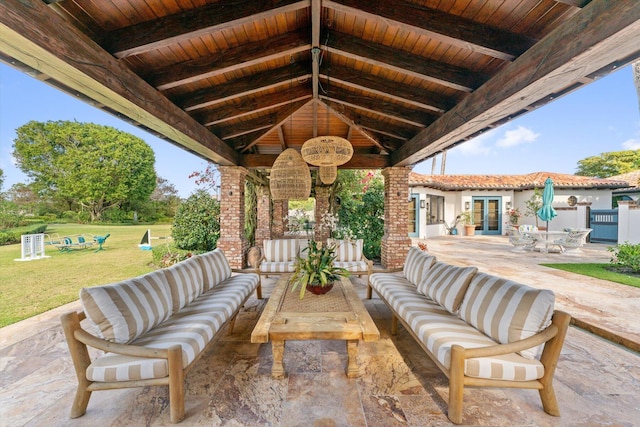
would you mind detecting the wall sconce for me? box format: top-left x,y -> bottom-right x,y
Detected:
420,200 -> 425,209
465,201 -> 470,210
506,201 -> 512,209
568,196 -> 577,207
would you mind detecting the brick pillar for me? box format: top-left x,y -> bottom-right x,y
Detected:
314,186 -> 331,243
255,185 -> 272,246
272,199 -> 288,238
381,167 -> 412,268
217,166 -> 249,269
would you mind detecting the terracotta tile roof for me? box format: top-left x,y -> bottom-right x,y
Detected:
609,170 -> 640,189
409,171 -> 630,191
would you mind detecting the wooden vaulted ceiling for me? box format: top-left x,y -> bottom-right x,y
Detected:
0,0 -> 639,174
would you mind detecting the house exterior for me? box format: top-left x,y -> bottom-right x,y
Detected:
611,170 -> 640,203
408,171 -> 630,239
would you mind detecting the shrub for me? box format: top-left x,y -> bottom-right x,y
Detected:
151,243 -> 193,267
609,242 -> 640,273
172,190 -> 220,252
0,224 -> 48,246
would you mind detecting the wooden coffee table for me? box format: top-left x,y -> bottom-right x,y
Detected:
251,275 -> 379,379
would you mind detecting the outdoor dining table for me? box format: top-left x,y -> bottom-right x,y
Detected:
531,231 -> 569,253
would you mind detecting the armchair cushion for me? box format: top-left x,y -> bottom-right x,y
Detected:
80,270 -> 173,344
459,273 -> 554,359
263,239 -> 297,262
329,239 -> 363,262
196,249 -> 232,291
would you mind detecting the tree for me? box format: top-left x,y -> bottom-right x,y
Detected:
575,150 -> 640,178
12,121 -> 156,221
172,190 -> 220,252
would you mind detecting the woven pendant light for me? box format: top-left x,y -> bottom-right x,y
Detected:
319,165 -> 337,185
302,136 -> 353,166
270,148 -> 311,200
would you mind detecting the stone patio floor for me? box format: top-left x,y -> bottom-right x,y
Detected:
1,235 -> 639,426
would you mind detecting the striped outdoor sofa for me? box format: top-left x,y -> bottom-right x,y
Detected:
60,249 -> 260,423
368,246 -> 571,424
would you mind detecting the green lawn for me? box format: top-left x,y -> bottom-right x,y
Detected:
541,263 -> 640,288
0,224 -> 172,327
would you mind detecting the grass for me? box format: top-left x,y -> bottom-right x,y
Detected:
0,223 -> 172,327
541,263 -> 640,288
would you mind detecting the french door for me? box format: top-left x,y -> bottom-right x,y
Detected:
408,194 -> 419,237
472,197 -> 502,235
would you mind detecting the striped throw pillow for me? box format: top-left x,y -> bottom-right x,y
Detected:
330,239 -> 363,262
458,272 -> 555,359
164,256 -> 203,312
197,249 -> 232,291
263,239 -> 297,262
417,262 -> 477,313
403,246 -> 436,286
80,270 -> 173,344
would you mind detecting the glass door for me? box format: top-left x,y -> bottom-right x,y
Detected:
472,197 -> 502,235
408,194 -> 419,237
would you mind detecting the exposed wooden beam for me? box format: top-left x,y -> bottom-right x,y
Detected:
325,0 -> 536,61
326,30 -> 485,92
149,30 -> 310,90
176,61 -> 311,111
319,83 -> 437,127
0,0 -> 240,166
242,153 -> 390,169
392,0 -> 640,166
240,99 -> 312,152
556,0 -> 591,7
321,101 -> 390,153
321,64 -> 454,113
107,0 -> 308,58
277,125 -> 287,150
198,84 -> 311,126
214,114 -> 277,140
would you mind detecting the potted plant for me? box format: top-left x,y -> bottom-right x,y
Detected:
289,240 -> 350,299
525,188 -> 543,229
459,211 -> 476,236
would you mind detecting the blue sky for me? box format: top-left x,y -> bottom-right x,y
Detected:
1,63 -> 638,197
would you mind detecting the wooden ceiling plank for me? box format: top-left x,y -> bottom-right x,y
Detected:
391,0 -> 640,166
322,65 -> 453,113
151,30 -> 311,90
108,0 -> 308,58
0,0 -> 240,166
327,30 -> 485,92
242,153 -> 390,169
321,101 -> 389,153
325,0 -> 536,61
199,85 -> 311,126
240,98 -> 313,152
177,61 -> 310,111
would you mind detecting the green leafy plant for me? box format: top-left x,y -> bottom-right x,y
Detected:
608,242 -> 640,273
289,240 -> 350,299
459,210 -> 473,225
172,190 -> 220,252
525,188 -> 543,227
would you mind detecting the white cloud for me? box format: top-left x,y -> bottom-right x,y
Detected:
622,138 -> 640,150
496,126 -> 540,148
451,129 -> 496,156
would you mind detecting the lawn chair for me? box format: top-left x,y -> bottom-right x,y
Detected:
93,233 -> 110,251
554,228 -> 592,253
507,227 -> 536,252
55,237 -> 74,252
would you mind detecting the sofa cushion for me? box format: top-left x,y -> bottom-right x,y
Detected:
165,256 -> 204,312
329,239 -> 363,262
263,239 -> 297,262
197,249 -> 232,291
403,246 -> 436,286
417,262 -> 477,314
80,270 -> 173,344
86,273 -> 259,382
259,261 -> 296,273
459,272 -> 554,359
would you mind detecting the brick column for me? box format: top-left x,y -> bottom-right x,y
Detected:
381,167 -> 412,268
314,186 -> 331,243
217,166 -> 249,269
272,199 -> 288,238
255,185 -> 272,246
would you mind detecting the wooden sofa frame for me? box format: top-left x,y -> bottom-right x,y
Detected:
60,278 -> 256,423
381,297 -> 571,424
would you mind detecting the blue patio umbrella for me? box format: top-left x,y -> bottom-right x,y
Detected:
536,177 -> 557,230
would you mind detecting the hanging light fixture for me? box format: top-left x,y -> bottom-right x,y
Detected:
319,165 -> 337,184
301,35 -> 353,173
270,148 -> 311,200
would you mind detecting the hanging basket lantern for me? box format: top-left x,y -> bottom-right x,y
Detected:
270,148 -> 311,200
301,136 -> 353,167
319,165 -> 337,185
